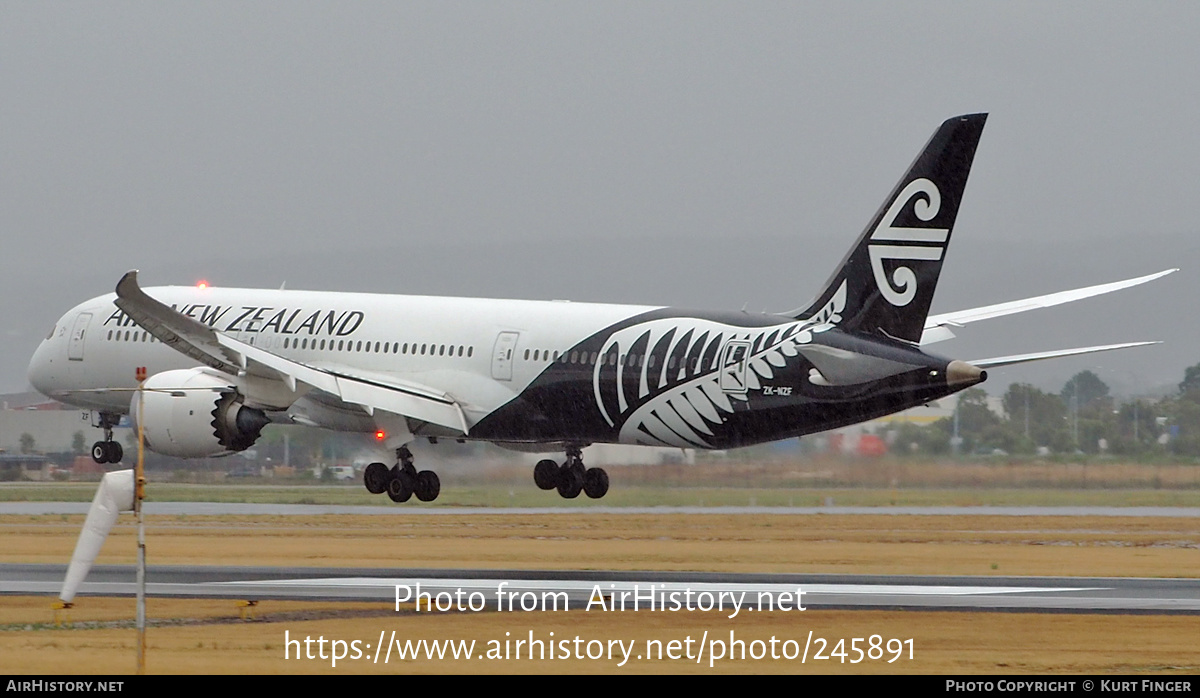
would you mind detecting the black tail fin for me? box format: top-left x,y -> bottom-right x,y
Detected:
793,114 -> 987,344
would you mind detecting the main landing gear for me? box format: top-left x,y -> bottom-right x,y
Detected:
362,445 -> 441,504
91,413 -> 123,464
534,446 -> 608,499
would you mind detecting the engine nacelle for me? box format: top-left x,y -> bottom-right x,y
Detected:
130,368 -> 270,458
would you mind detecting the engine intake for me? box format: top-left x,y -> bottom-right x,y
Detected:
131,368 -> 269,458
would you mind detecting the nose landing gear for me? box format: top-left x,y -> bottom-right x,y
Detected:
90,413 -> 123,464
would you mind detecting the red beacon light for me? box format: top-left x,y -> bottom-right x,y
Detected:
375,430 -> 386,441
197,280 -> 209,290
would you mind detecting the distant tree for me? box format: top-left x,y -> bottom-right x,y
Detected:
19,433 -> 36,454
893,420 -> 952,456
1109,399 -> 1159,454
1179,362 -> 1200,397
956,388 -> 1000,433
943,388 -> 1004,454
1002,383 -> 1070,453
1061,371 -> 1111,413
72,431 -> 86,455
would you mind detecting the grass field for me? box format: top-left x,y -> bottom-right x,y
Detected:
5,455 -> 1200,508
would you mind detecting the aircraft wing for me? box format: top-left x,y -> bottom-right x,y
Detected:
965,341 -> 1160,369
920,269 -> 1177,345
113,270 -> 468,434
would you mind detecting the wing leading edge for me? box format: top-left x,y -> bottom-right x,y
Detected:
113,270 -> 468,434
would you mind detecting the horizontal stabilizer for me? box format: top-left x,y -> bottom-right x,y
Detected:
966,341 -> 1160,369
921,269 -> 1177,345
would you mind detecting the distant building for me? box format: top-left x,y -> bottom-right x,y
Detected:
0,391 -> 115,455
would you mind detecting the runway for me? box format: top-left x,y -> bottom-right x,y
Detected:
3,564 -> 1198,614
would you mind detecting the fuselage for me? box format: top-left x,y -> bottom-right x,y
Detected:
28,284 -> 973,451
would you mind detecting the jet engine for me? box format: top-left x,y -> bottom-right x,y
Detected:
130,368 -> 270,458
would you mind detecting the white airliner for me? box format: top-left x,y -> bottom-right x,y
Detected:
27,114 -> 1174,503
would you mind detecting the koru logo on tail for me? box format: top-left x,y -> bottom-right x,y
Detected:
868,178 -> 948,306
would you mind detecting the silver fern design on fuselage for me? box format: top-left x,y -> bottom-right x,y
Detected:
594,282 -> 847,447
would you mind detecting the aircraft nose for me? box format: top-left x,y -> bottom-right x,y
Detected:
27,334 -> 60,396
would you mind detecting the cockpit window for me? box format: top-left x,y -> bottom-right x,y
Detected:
46,326 -> 55,340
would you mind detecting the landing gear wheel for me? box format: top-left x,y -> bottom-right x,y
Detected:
414,470 -> 441,502
91,441 -> 122,464
363,462 -> 389,494
583,467 -> 609,499
387,469 -> 413,503
383,444 -> 441,504
533,459 -> 559,490
556,462 -> 584,499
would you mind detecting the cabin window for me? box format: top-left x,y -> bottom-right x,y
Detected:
421,344 -> 427,355
107,330 -> 113,340
468,346 -> 474,357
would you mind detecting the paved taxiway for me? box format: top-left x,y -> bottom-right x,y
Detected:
3,564 -> 1198,614
5,503 -> 1200,517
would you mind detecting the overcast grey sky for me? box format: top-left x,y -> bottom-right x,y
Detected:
2,2 -> 1197,397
